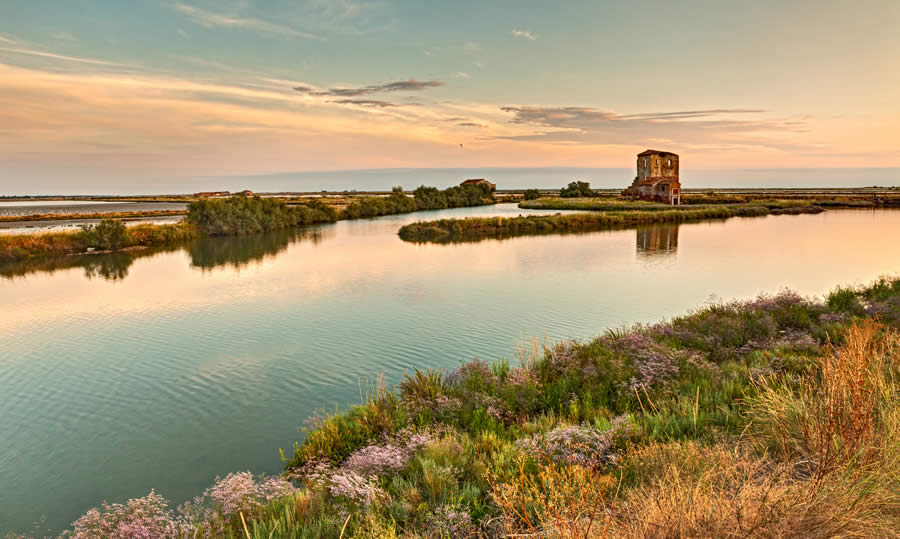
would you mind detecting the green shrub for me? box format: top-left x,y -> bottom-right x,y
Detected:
523,189 -> 541,200
188,196 -> 336,235
80,219 -> 129,250
560,181 -> 594,198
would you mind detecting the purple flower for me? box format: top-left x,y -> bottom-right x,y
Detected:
69,490 -> 192,539
344,443 -> 411,475
328,470 -> 384,506
426,504 -> 475,537
611,333 -> 679,390
517,418 -> 630,468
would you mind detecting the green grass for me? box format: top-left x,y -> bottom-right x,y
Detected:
519,197 -> 817,212
398,205 -> 823,243
0,220 -> 197,263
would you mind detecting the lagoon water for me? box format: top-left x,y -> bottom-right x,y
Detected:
2,206 -> 900,533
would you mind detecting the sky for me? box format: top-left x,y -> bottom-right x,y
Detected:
1,0 -> 899,193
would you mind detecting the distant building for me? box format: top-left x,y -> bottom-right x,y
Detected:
237,190 -> 254,196
624,150 -> 681,204
460,178 -> 496,191
194,191 -> 231,197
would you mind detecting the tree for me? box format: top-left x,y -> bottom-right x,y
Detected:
560,181 -> 594,198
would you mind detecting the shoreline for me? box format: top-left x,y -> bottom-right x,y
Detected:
397,204 -> 825,243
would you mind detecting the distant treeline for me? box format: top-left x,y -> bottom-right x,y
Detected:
340,184 -> 495,219
398,205 -> 824,243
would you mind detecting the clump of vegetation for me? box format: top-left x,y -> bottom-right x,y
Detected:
341,183 -> 496,219
520,196 -> 818,213
397,205 -> 818,243
187,195 -> 337,235
522,189 -> 542,201
80,219 -> 129,250
56,277 -> 900,537
0,221 -> 197,263
560,181 -> 595,198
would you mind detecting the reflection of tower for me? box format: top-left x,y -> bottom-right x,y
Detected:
636,224 -> 679,256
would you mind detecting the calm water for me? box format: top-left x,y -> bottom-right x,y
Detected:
2,206 -> 900,534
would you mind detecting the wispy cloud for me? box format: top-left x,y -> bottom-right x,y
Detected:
457,122 -> 485,128
512,29 -> 536,40
453,71 -> 470,79
0,46 -> 125,66
330,99 -> 397,107
294,78 -> 443,97
498,106 -> 809,151
464,41 -> 480,53
0,35 -> 19,45
174,3 -> 324,40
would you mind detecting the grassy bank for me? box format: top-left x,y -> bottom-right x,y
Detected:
0,210 -> 186,223
0,197 -> 336,263
518,197 -> 816,212
48,276 -> 900,537
0,221 -> 197,263
398,205 -> 821,243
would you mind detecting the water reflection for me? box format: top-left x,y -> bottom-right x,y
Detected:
0,226 -> 333,281
636,224 -> 679,257
189,227 -> 330,271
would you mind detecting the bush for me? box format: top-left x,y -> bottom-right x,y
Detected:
560,181 -> 594,198
342,184 -> 495,219
523,189 -> 541,200
187,195 -> 336,235
80,219 -> 129,250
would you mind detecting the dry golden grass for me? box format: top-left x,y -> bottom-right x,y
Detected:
490,322 -> 899,538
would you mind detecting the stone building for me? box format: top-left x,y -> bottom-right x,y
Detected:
624,150 -> 681,204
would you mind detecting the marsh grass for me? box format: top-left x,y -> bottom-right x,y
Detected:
0,220 -> 196,263
398,205 -> 821,243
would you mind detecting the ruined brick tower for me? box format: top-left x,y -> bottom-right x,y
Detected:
624,150 -> 681,204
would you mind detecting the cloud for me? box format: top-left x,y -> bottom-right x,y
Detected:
512,29 -> 536,40
457,122 -> 485,128
453,71 -> 470,79
498,106 -> 809,151
330,99 -> 396,107
0,46 -> 126,66
464,41 -> 480,53
294,78 -> 443,97
174,3 -> 324,40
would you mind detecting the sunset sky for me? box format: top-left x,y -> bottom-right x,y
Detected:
1,0 -> 898,192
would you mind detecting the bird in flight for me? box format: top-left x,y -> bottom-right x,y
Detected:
459,143 -> 464,148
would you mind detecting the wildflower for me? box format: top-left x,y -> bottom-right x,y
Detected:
548,339 -> 580,372
69,490 -> 192,539
328,469 -> 385,506
445,359 -> 496,387
516,419 -> 629,468
344,443 -> 411,475
425,504 -> 476,537
612,333 -> 679,390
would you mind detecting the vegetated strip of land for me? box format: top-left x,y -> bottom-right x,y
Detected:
518,196 -> 881,211
0,184 -> 496,263
398,204 -> 822,243
59,277 -> 900,537
0,210 -> 186,223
